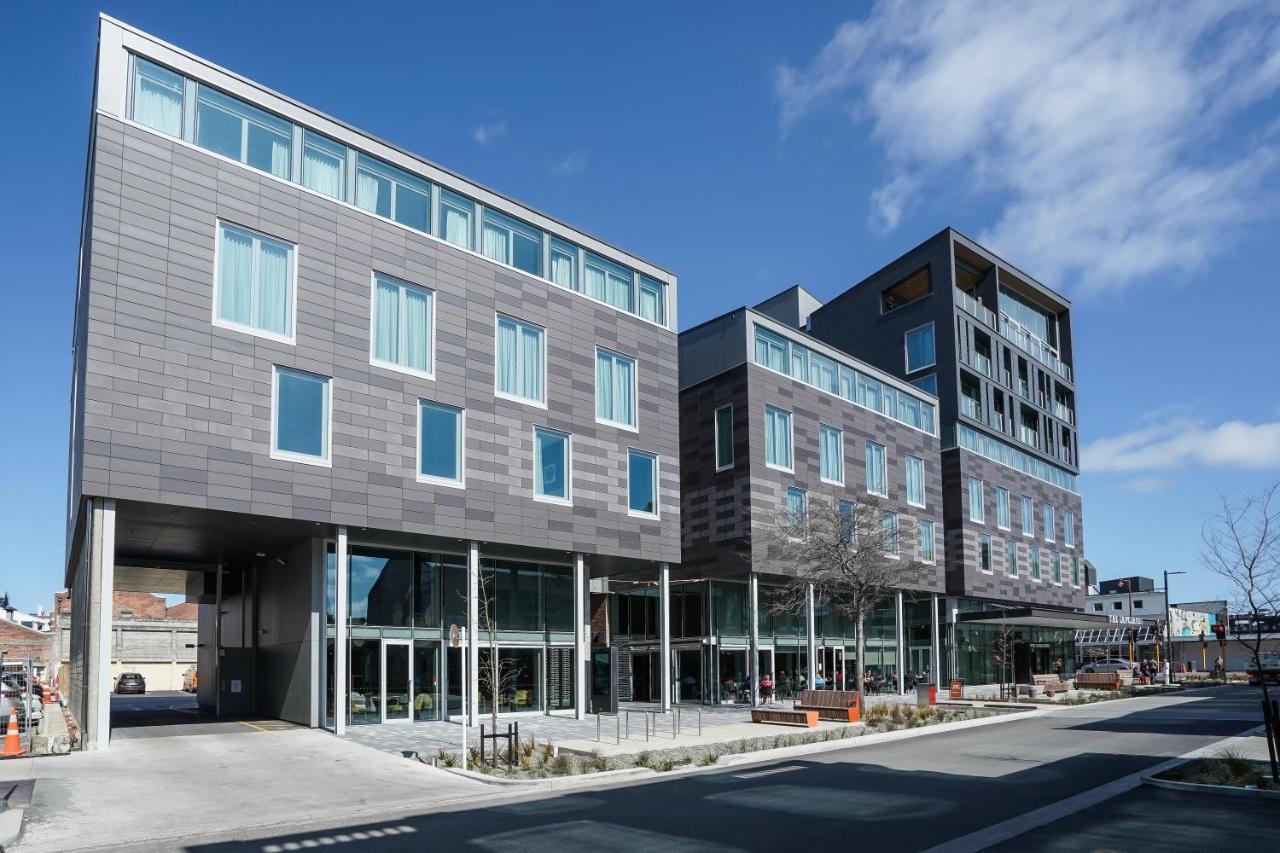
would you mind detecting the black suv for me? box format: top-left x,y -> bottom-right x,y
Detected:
115,673 -> 146,695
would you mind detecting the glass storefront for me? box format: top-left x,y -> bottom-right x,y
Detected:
944,598 -> 1078,684
413,640 -> 440,721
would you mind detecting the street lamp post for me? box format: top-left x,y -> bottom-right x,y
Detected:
1164,570 -> 1187,679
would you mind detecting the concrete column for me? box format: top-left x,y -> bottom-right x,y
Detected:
896,590 -> 906,695
309,537 -> 325,729
334,527 -> 349,736
85,498 -> 116,750
573,553 -> 588,720
467,541 -> 480,725
659,564 -> 671,710
748,574 -> 760,707
931,593 -> 942,686
214,562 -> 223,718
805,583 -> 817,688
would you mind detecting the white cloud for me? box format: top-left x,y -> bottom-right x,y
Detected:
774,1 -> 1280,292
472,120 -> 507,147
1120,476 -> 1174,494
1082,419 -> 1280,473
551,151 -> 588,176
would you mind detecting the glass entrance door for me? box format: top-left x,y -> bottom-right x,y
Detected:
413,640 -> 440,721
445,646 -> 464,720
382,640 -> 411,722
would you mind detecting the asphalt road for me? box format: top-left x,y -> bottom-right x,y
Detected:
168,687 -> 1269,851
110,691 -> 254,739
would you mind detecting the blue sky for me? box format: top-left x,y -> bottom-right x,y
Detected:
2,1 -> 1278,612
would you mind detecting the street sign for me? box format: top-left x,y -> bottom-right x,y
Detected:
450,624 -> 461,648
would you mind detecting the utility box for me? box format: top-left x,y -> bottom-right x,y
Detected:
915,682 -> 937,706
589,646 -> 618,714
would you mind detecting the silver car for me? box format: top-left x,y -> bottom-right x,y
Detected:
1079,658 -> 1135,673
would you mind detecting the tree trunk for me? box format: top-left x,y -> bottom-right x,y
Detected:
1256,624 -> 1279,783
855,611 -> 866,705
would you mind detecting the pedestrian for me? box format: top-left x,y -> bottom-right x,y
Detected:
1160,659 -> 1170,686
760,674 -> 774,705
1214,655 -> 1225,680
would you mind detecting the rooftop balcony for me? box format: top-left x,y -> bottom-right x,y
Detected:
955,289 -> 1073,383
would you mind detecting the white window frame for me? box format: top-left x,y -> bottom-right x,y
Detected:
270,365 -> 332,467
881,510 -> 900,558
369,272 -> 436,381
494,313 -> 548,409
1044,504 -> 1056,543
995,487 -> 1010,530
1030,546 -> 1042,582
904,321 -> 936,373
906,455 -> 926,508
1051,551 -> 1062,585
919,519 -> 936,564
764,406 -> 794,473
978,534 -> 993,574
594,346 -> 639,431
627,449 -> 660,519
714,404 -> 734,472
969,477 -> 985,524
1064,509 -> 1075,549
532,426 -> 572,505
416,400 -> 465,488
786,487 -> 808,537
1021,495 -> 1035,537
1071,555 -> 1081,587
1006,539 -> 1018,578
819,424 -> 844,486
212,220 -> 298,345
865,440 -> 888,497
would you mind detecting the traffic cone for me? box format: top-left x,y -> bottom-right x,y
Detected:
1,709 -> 24,757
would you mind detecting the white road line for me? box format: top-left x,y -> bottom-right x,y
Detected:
732,765 -> 804,779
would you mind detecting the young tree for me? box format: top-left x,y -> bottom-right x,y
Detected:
1201,482 -> 1280,782
475,568 -> 517,756
762,495 -> 930,700
993,623 -> 1018,701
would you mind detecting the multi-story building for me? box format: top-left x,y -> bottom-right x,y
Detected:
63,16 -> 679,748
806,229 -> 1094,684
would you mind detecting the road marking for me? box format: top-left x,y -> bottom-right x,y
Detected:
733,765 -> 803,779
233,718 -> 268,732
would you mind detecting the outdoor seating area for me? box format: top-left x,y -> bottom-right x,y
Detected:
794,689 -> 862,722
1031,674 -> 1069,696
750,708 -> 819,728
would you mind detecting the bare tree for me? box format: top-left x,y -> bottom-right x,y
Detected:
1201,482 -> 1280,782
762,495 -> 929,699
475,568 -> 517,748
993,623 -> 1017,701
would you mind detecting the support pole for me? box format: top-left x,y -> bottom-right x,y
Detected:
931,593 -> 942,686
748,574 -> 760,707
659,564 -> 671,711
896,590 -> 906,695
214,560 -> 223,718
467,541 -> 480,726
805,583 -> 817,690
334,527 -> 348,737
88,498 -> 116,750
573,553 -> 588,720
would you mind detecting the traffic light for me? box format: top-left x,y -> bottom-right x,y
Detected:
1211,623 -> 1226,641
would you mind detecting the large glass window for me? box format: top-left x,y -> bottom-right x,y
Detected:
438,189 -> 474,249
196,85 -> 291,178
549,238 -> 578,290
132,57 -> 183,137
979,535 -> 992,573
638,276 -> 666,325
372,274 -> 433,376
866,440 -> 887,496
754,327 -> 788,372
496,315 -> 545,404
819,425 -> 844,484
216,222 -> 294,340
1064,510 -> 1075,547
765,407 -> 793,470
348,639 -> 380,725
302,130 -> 346,200
1044,504 -> 1056,542
715,405 -> 734,471
595,348 -> 636,428
1031,546 -> 1042,581
355,153 -> 430,232
534,427 -> 570,502
996,487 -> 1011,529
713,583 -> 748,636
1021,496 -> 1035,536
920,520 -> 935,563
543,566 -> 573,631
272,367 -> 329,463
882,511 -> 899,556
969,478 -> 984,523
1071,556 -> 1081,586
349,547 -> 413,627
482,208 -> 543,275
786,487 -> 807,533
1006,539 -> 1018,577
905,323 -> 935,372
418,401 -> 462,485
413,640 -> 441,721
910,374 -> 939,396
585,253 -> 634,312
906,455 -> 925,507
1051,551 -> 1062,584
628,450 -> 659,516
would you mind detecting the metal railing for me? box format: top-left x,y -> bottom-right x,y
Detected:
960,396 -> 982,420
956,288 -> 996,329
1053,401 -> 1074,424
968,352 -> 992,377
999,313 -> 1072,382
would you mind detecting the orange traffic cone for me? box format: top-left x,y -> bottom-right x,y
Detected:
1,708 -> 24,757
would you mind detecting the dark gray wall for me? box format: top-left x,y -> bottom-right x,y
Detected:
255,539 -> 316,725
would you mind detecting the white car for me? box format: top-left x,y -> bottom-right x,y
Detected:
1079,658 -> 1135,674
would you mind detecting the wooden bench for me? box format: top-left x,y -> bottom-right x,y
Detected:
794,689 -> 861,723
1074,671 -> 1125,690
751,708 -> 819,728
1032,674 -> 1069,696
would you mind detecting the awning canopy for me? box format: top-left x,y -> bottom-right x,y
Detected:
956,607 -> 1113,631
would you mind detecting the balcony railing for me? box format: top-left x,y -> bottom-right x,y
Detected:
1053,401 -> 1074,424
968,352 -> 992,377
961,397 -> 982,420
956,288 -> 997,329
1018,425 -> 1039,447
999,313 -> 1072,382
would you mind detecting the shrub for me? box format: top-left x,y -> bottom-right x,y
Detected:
700,752 -> 720,766
635,750 -> 653,768
437,749 -> 459,768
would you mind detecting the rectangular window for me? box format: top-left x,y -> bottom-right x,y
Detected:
355,153 -> 430,232
1006,539 -> 1018,577
811,353 -> 838,394
819,425 -> 844,485
638,276 -> 666,326
1030,546 -> 1042,581
301,130 -> 347,200
131,57 -> 183,137
215,222 -> 295,341
196,85 -> 292,178
418,401 -> 462,485
272,367 -> 330,465
764,407 -> 793,471
786,488 -> 807,533
1071,556 -> 1081,586
905,323 -> 936,373
1044,504 -> 1056,542
534,428 -> 570,503
754,327 -> 788,373
549,238 -> 578,291
495,315 -> 545,405
881,511 -> 899,556
865,440 -> 887,496
839,500 -> 856,544
996,487 -> 1010,530
920,520 -> 936,563
437,189 -> 474,249
1021,496 -> 1035,536
1064,510 -> 1075,547
482,208 -> 543,276
969,477 -> 984,523
595,348 -> 637,428
371,274 -> 434,376
714,405 -> 734,471
906,455 -> 926,507
910,374 -> 939,396
585,253 -> 635,313
1051,551 -> 1062,584
628,450 -> 659,517
979,534 -> 992,573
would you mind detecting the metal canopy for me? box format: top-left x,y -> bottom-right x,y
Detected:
956,607 -> 1112,631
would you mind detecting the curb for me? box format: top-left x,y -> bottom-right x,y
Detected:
441,764 -> 655,789
0,807 -> 23,849
1141,775 -> 1280,799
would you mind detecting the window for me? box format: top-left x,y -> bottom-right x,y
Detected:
628,450 -> 659,516
534,428 -> 570,503
714,405 -> 734,471
272,367 -> 330,464
910,374 -> 939,396
1093,603 -> 1103,612
371,274 -> 433,377
881,511 -> 899,556
1071,556 -> 1081,586
969,478 -> 984,523
906,455 -> 926,507
811,353 -> 838,394
754,327 -> 788,372
356,153 -> 430,232
819,425 -> 844,484
920,520 -> 936,563
595,348 -> 637,428
979,534 -> 992,573
1021,496 -> 1035,536
215,222 -> 295,341
1030,546 -> 1042,581
764,407 -> 793,471
1133,599 -> 1144,610
132,57 -> 183,137
1064,510 -> 1075,548
1006,539 -> 1018,577
585,253 -> 634,312
1113,601 -> 1123,611
1044,504 -> 1056,542
196,85 -> 291,178
786,488 -> 807,533
996,487 -> 1010,529
880,268 -> 929,312
865,440 -> 887,496
1052,552 -> 1062,584
905,323 -> 936,372
482,209 -> 543,276
418,401 -> 462,485
495,315 -> 545,405
839,500 -> 856,544
301,130 -> 346,200
437,189 -> 474,249
639,276 -> 666,325
549,239 -> 578,291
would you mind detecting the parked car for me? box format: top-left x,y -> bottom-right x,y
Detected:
115,672 -> 146,695
1078,658 -> 1136,674
1247,652 -> 1280,686
0,683 -> 29,732
1,676 -> 42,723
182,665 -> 198,693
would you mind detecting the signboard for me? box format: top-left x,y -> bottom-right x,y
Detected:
948,678 -> 963,700
1169,608 -> 1215,638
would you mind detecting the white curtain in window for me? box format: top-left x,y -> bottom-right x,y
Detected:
217,228 -> 254,327
907,457 -> 924,503
373,278 -> 400,365
303,146 -> 343,199
595,352 -> 613,422
403,287 -> 430,372
550,252 -> 575,289
270,134 -> 290,179
135,73 -> 182,136
866,442 -> 885,493
497,318 -> 518,395
766,409 -> 790,468
613,356 -> 634,426
256,241 -> 290,335
821,428 -> 841,481
444,206 -> 470,248
607,271 -> 633,311
519,324 -> 542,401
357,172 -> 384,216
584,264 -> 606,301
482,223 -> 509,264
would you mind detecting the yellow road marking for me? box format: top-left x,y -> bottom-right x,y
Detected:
232,718 -> 268,732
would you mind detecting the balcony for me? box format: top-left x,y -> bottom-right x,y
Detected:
967,352 -> 992,377
999,313 -> 1072,382
1018,425 -> 1039,447
1053,401 -> 1074,424
956,288 -> 996,329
